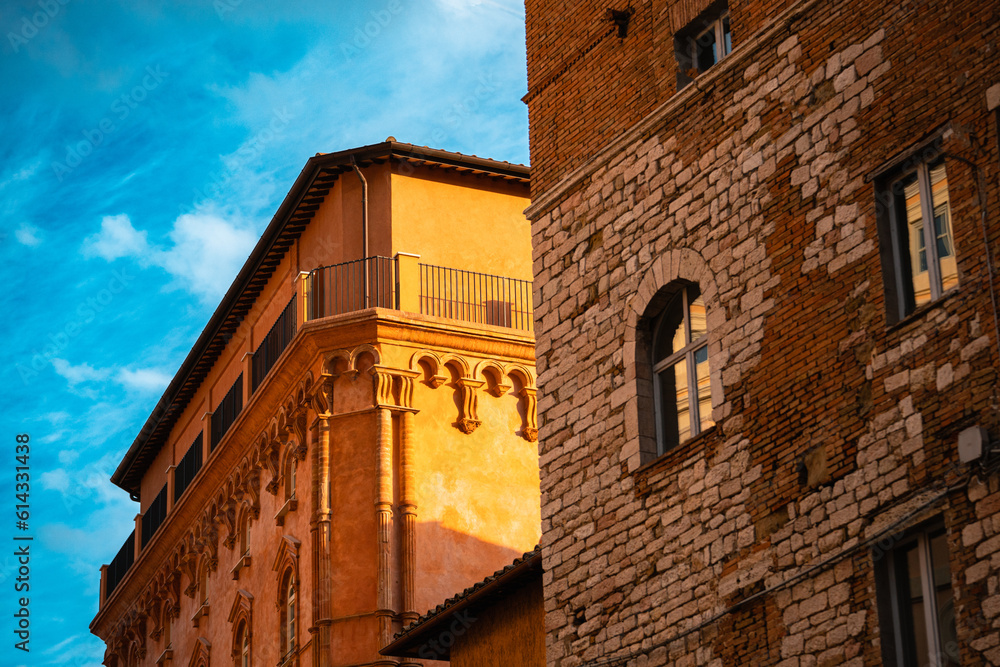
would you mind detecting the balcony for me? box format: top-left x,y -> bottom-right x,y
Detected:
305,254 -> 533,332
98,253 -> 533,608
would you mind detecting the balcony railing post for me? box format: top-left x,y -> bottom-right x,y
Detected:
395,253 -> 421,313
296,271 -> 312,324
99,563 -> 109,606
165,465 -> 176,514
133,514 -> 143,556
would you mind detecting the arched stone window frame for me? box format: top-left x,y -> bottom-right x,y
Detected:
231,503 -> 253,580
227,590 -> 253,667
624,249 -> 725,471
273,535 -> 301,665
275,444 -> 299,526
192,554 -> 211,626
187,637 -> 211,667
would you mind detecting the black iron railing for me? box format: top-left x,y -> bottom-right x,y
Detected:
174,433 -> 203,503
419,263 -> 533,331
252,295 -> 297,393
141,484 -> 168,549
211,374 -> 243,451
106,530 -> 134,600
308,256 -> 396,319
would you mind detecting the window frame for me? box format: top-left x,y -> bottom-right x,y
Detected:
877,151 -> 958,323
691,12 -> 731,73
280,569 -> 297,660
674,1 -> 732,89
649,283 -> 713,455
875,521 -> 958,666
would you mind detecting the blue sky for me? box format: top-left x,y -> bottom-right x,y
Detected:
0,1 -> 528,663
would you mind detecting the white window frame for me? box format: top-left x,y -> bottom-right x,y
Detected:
651,285 -> 712,455
884,158 -> 957,318
691,12 -> 731,73
881,525 -> 957,667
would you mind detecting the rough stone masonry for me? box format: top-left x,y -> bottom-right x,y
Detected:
524,0 -> 1000,664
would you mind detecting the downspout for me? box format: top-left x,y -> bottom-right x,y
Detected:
351,156 -> 370,307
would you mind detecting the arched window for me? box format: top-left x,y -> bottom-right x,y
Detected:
284,453 -> 296,502
650,283 -> 713,453
280,569 -> 297,658
239,512 -> 251,556
236,621 -> 250,667
199,560 -> 209,607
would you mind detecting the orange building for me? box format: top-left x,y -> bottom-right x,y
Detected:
90,141 -> 541,667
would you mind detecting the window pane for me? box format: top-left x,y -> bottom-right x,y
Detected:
657,362 -> 689,450
904,544 -> 930,663
929,532 -> 958,665
722,15 -> 732,55
695,26 -> 717,71
653,291 -> 685,362
694,345 -> 713,434
929,162 -> 957,293
689,286 -> 706,343
897,173 -> 931,308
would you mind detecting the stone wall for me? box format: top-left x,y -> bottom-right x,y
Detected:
525,0 -> 1000,664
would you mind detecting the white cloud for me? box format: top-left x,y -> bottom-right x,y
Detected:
51,358 -> 111,385
156,211 -> 258,301
58,449 -> 80,465
15,223 -> 42,247
81,211 -> 257,302
116,367 -> 172,393
81,214 -> 150,261
39,468 -> 70,493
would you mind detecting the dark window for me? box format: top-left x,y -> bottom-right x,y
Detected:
875,522 -> 958,666
251,295 -> 297,393
141,484 -> 168,549
211,374 -> 243,450
675,2 -> 732,89
106,530 -> 135,598
174,433 -> 203,503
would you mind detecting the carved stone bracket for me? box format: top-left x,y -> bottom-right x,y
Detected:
456,378 -> 484,434
520,387 -> 539,442
487,381 -> 512,397
371,366 -> 421,411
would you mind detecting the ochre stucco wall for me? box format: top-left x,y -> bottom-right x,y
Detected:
390,169 -> 533,280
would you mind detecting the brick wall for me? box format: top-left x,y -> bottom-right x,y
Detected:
525,0 -> 1000,664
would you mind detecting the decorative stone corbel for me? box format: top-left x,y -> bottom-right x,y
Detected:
310,373 -> 334,419
520,387 -> 539,442
221,499 -> 237,550
291,409 -> 308,460
181,552 -> 199,599
371,366 -> 395,407
456,378 -> 484,434
245,470 -> 261,520
398,370 -> 420,409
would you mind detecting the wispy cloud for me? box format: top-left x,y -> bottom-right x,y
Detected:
15,223 -> 43,246
116,367 -> 171,392
81,214 -> 149,261
51,358 -> 111,385
81,211 -> 257,302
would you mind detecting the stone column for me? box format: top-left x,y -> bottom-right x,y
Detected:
375,405 -> 395,664
310,375 -> 334,667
